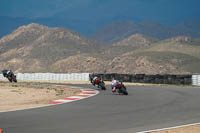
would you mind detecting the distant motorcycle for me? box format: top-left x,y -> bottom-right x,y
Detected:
90,76 -> 106,90
2,70 -> 17,83
113,82 -> 128,95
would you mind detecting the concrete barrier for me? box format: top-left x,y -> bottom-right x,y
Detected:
192,75 -> 200,86
90,73 -> 193,85
1,72 -> 199,86
0,73 -> 90,81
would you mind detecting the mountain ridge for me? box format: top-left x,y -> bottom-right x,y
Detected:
0,23 -> 200,74
1,16 -> 200,42
90,20 -> 200,44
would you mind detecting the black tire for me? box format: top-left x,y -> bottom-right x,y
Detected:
123,91 -> 128,95
13,78 -> 17,83
12,75 -> 17,83
101,86 -> 106,90
121,86 -> 128,95
8,77 -> 12,82
99,82 -> 106,90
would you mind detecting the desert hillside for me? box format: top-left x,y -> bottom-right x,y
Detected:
0,24 -> 200,74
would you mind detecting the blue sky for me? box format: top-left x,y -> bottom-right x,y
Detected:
0,0 -> 200,25
0,0 -> 200,36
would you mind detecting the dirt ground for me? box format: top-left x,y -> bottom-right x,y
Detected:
151,125 -> 200,133
0,81 -> 81,111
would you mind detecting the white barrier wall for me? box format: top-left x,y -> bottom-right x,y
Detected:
0,73 -> 200,86
192,75 -> 200,86
0,73 -> 90,81
0,74 -> 5,80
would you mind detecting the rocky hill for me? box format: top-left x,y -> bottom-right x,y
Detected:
90,21 -> 200,44
113,33 -> 158,48
1,24 -> 200,74
0,23 -> 100,72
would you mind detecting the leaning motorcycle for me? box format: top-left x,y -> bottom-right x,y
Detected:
114,82 -> 128,95
2,70 -> 17,83
91,78 -> 106,90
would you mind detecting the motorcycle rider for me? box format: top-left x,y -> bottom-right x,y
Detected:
111,78 -> 120,92
2,69 -> 14,78
91,76 -> 102,88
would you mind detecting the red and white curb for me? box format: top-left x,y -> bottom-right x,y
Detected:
49,88 -> 99,104
0,86 -> 99,113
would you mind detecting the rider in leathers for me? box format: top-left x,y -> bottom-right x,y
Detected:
111,79 -> 120,92
2,69 -> 14,78
91,76 -> 101,88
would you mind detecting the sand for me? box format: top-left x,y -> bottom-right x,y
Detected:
0,81 -> 81,111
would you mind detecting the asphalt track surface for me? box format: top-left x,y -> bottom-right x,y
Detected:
1,84 -> 200,133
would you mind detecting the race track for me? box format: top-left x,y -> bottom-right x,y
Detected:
1,84 -> 200,133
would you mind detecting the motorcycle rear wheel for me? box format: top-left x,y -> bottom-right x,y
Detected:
121,86 -> 128,95
99,82 -> 106,90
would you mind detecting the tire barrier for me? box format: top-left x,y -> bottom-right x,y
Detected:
90,73 -> 193,85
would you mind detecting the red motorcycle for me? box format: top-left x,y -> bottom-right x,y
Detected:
114,82 -> 128,95
91,77 -> 106,90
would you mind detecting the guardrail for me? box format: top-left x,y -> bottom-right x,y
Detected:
0,73 -> 90,81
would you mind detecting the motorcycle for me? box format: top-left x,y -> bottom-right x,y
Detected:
91,77 -> 106,90
2,70 -> 17,83
113,82 -> 128,95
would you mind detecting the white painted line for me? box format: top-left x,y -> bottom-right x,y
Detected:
137,122 -> 200,133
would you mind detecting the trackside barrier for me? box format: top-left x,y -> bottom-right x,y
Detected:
192,75 -> 200,86
90,73 -> 193,85
0,74 -> 5,80
0,73 -> 200,86
0,73 -> 90,81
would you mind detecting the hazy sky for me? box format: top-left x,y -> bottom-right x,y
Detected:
0,0 -> 200,25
